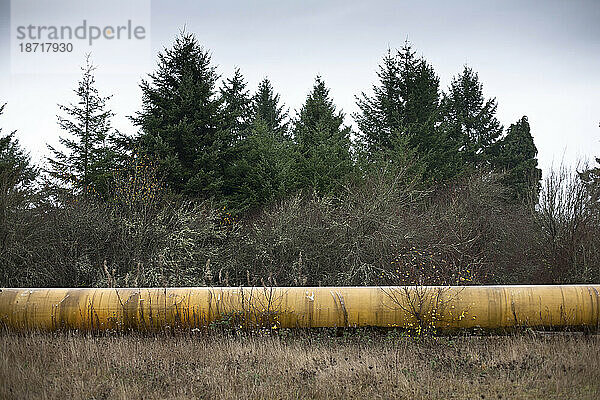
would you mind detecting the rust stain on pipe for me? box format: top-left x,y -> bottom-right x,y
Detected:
0,285 -> 599,332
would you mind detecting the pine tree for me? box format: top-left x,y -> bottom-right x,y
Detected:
293,77 -> 354,194
46,56 -> 117,196
252,77 -> 288,138
219,68 -> 253,142
133,32 -> 223,198
491,116 -> 542,201
441,66 -> 503,170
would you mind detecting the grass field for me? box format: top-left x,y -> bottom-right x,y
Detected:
1,331 -> 598,399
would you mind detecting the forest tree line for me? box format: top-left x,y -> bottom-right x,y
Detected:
1,32 -> 599,287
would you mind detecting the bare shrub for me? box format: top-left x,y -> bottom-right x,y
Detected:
0,156 -> 235,287
231,168 -> 424,286
536,163 -> 600,283
3,156 -> 598,288
207,279 -> 285,333
230,169 -> 554,286
380,285 -> 455,334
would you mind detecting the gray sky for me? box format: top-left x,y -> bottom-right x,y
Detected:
1,0 -> 599,174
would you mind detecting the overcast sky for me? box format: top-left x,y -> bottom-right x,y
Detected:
0,0 -> 598,174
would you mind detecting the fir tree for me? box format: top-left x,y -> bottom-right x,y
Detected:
355,43 -> 445,181
0,102 -> 37,204
224,118 -> 293,213
492,116 -> 542,201
46,56 -> 117,196
293,77 -> 354,194
252,77 -> 289,139
399,47 -> 447,182
133,32 -> 223,197
441,66 -> 503,170
0,103 -> 38,284
219,68 -> 253,143
355,49 -> 402,155
398,44 -> 439,139
222,77 -> 292,213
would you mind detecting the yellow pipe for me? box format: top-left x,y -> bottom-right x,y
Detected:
0,286 -> 599,332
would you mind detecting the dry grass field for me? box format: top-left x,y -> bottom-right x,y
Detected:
0,331 -> 599,399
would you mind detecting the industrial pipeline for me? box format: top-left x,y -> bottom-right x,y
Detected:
0,285 -> 599,332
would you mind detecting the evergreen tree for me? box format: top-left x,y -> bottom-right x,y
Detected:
355,49 -> 402,155
293,77 -> 354,194
355,43 -> 446,181
46,56 -> 117,196
219,68 -> 253,142
224,118 -> 293,213
441,66 -> 503,170
221,78 -> 292,213
0,103 -> 37,205
133,32 -> 223,198
491,116 -> 542,201
0,103 -> 38,285
398,44 -> 440,145
399,48 -> 448,182
252,77 -> 289,138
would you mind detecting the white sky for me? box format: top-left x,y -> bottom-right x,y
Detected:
0,0 -> 599,174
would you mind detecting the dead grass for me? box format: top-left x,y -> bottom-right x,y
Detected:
0,331 -> 598,399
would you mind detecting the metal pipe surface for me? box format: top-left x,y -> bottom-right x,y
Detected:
0,286 -> 599,331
